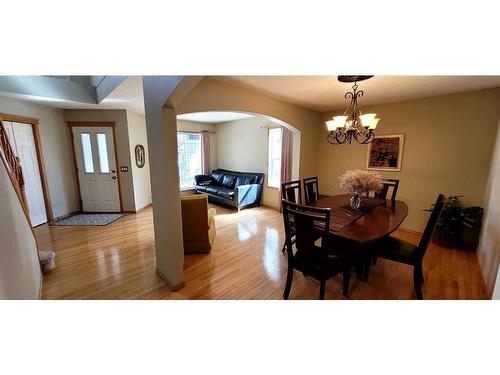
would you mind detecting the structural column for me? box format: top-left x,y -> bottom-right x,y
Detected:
143,76 -> 185,290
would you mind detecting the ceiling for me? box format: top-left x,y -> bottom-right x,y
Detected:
177,111 -> 254,123
2,76 -> 500,115
215,76 -> 500,111
0,76 -> 145,114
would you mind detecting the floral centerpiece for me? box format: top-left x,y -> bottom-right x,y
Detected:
338,169 -> 383,209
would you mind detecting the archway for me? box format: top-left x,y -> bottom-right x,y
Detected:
143,76 -> 321,290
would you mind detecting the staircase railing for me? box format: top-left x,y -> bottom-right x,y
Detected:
0,119 -> 30,219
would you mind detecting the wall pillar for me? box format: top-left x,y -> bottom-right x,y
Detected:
143,76 -> 185,290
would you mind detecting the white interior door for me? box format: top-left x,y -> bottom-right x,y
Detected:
8,122 -> 48,227
72,126 -> 121,212
3,121 -> 15,146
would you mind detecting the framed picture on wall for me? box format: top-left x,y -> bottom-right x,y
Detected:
366,134 -> 404,171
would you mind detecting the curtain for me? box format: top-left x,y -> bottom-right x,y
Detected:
201,131 -> 211,175
279,127 -> 293,211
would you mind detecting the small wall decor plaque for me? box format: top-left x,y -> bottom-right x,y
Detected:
135,144 -> 145,168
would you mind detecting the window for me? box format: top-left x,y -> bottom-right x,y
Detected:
96,133 -> 110,173
80,133 -> 94,173
268,128 -> 282,188
177,132 -> 202,189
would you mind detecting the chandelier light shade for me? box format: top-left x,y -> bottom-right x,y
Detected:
326,76 -> 380,145
326,115 -> 348,131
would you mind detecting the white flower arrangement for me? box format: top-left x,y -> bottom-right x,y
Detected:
338,169 -> 384,195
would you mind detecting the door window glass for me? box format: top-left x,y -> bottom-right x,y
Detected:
81,133 -> 94,173
96,133 -> 110,173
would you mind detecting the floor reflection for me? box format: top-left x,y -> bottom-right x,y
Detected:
237,216 -> 258,241
263,227 -> 281,281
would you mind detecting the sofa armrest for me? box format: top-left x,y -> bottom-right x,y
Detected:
235,184 -> 262,208
194,174 -> 211,185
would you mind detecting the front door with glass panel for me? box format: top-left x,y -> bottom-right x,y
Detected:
72,126 -> 121,212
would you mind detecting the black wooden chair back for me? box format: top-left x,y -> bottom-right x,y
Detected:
416,193 -> 445,259
282,200 -> 330,260
281,180 -> 302,204
303,176 -> 320,205
374,179 -> 400,201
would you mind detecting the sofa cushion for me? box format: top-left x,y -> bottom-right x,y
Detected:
206,185 -> 221,195
222,174 -> 237,189
216,187 -> 235,200
195,184 -> 208,192
235,175 -> 255,187
211,170 -> 224,185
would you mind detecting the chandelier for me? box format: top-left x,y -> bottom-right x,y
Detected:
326,75 -> 380,145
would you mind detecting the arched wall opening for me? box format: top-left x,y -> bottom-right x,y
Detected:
142,75 -> 322,289
171,77 -> 322,184
175,110 -> 301,209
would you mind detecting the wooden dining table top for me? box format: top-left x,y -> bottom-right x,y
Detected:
314,194 -> 408,244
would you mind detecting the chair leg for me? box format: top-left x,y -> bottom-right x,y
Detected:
319,279 -> 326,300
418,265 -> 424,284
343,268 -> 351,297
414,265 -> 423,300
355,262 -> 364,279
283,266 -> 294,300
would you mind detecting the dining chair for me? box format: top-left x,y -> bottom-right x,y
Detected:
367,179 -> 399,201
280,180 -> 302,252
368,193 -> 445,299
282,199 -> 352,300
303,176 -> 320,205
281,180 -> 302,204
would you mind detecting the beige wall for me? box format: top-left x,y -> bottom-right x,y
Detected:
0,161 -> 41,299
215,116 -> 281,208
478,114 -> 500,296
126,110 -> 152,210
63,109 -> 136,211
177,119 -> 217,172
318,88 -> 500,232
177,77 -> 321,183
0,95 -> 79,218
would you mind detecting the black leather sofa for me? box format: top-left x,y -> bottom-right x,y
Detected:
194,169 -> 264,211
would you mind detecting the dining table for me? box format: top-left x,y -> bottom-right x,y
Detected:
311,193 -> 409,279
313,193 -> 409,245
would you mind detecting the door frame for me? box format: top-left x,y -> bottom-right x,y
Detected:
67,121 -> 123,212
0,113 -> 53,222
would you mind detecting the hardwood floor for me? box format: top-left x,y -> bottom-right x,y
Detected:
35,204 -> 488,300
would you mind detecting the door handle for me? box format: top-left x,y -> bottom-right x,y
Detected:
112,176 -> 117,180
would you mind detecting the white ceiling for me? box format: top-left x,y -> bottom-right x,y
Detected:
2,76 -> 500,115
177,111 -> 254,123
215,76 -> 500,111
0,76 -> 146,114
99,75 -> 145,114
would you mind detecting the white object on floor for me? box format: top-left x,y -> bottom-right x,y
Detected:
39,251 -> 56,274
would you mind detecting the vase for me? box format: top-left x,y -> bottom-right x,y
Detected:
350,192 -> 361,210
